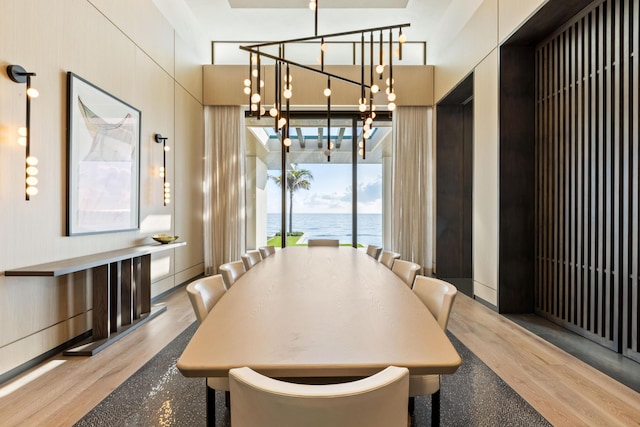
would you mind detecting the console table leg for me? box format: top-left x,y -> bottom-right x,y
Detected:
141,254 -> 151,315
121,258 -> 133,326
109,262 -> 119,333
92,264 -> 110,340
133,257 -> 142,320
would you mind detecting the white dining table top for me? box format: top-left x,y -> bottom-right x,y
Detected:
177,246 -> 461,379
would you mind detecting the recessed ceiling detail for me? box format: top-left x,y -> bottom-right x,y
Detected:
228,0 -> 409,8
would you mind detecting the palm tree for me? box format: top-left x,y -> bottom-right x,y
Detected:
269,164 -> 314,235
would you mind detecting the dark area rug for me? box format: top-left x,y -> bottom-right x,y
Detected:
76,323 -> 550,426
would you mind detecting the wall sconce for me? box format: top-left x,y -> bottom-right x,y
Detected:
155,134 -> 170,205
7,65 -> 39,200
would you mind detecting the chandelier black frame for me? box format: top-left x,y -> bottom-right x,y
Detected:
240,5 -> 409,162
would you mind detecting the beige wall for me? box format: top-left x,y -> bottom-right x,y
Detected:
472,50 -> 499,306
0,0 -> 207,377
431,0 -> 547,306
204,65 -> 435,107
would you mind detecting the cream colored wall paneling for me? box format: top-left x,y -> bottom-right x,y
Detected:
88,0 -> 176,75
0,0 -> 203,379
174,85 -> 205,277
472,48 -> 499,306
432,0 -> 498,103
174,31 -> 207,104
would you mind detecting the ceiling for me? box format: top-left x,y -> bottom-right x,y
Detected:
172,0 -> 471,167
182,0 -> 455,44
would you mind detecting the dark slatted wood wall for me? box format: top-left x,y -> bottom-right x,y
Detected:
535,0 -> 639,362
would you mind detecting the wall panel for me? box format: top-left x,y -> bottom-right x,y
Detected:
535,0 -> 640,361
473,50 -> 499,306
0,0 -> 204,379
432,0 -> 498,102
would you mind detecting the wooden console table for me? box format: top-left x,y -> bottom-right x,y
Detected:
5,242 -> 186,356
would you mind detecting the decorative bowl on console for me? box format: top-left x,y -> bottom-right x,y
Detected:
152,233 -> 178,244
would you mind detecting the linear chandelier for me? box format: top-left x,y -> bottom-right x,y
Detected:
240,1 -> 409,161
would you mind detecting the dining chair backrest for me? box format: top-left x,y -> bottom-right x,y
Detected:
186,275 -> 226,325
219,260 -> 246,289
229,366 -> 409,427
307,239 -> 339,247
379,251 -> 401,269
259,245 -> 276,258
391,259 -> 421,288
412,275 -> 458,330
366,245 -> 382,260
241,250 -> 262,271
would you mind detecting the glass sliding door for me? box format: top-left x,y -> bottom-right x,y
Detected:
245,112 -> 391,249
356,120 -> 391,248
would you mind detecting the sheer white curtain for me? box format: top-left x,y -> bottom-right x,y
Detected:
203,106 -> 246,275
390,106 -> 434,275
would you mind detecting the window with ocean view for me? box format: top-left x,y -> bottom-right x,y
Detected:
245,113 -> 391,249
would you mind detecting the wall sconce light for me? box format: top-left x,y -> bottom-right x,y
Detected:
7,65 -> 39,200
155,133 -> 170,205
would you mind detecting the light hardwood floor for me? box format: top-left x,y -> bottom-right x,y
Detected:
1,288 -> 639,426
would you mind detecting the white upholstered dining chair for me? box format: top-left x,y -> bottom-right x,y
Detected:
185,274 -> 230,417
259,245 -> 276,258
219,260 -> 245,289
391,259 -> 421,288
307,239 -> 339,247
186,274 -> 226,325
229,366 -> 409,427
366,244 -> 383,260
379,250 -> 401,269
241,250 -> 262,270
409,275 -> 458,426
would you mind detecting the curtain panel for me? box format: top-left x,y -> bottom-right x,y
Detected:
203,106 -> 246,275
391,106 -> 434,275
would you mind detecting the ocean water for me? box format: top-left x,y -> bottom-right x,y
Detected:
267,213 -> 382,247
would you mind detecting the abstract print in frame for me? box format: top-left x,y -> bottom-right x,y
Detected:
66,72 -> 141,235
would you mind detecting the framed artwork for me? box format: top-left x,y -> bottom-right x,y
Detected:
66,72 -> 141,235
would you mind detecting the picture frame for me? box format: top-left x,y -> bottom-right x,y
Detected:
66,72 -> 141,236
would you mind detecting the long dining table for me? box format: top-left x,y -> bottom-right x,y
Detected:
177,246 -> 461,421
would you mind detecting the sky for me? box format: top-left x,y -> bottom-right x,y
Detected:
266,163 -> 382,214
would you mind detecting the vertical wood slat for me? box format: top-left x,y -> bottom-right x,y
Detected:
543,42 -> 550,314
585,9 -> 600,333
605,0 -> 613,343
597,1 -> 605,339
571,20 -> 582,326
587,12 -> 595,331
544,43 -> 550,314
580,14 -> 589,330
555,32 -> 560,318
612,0 -> 621,348
621,0 -> 631,356
535,45 -> 542,312
565,27 -> 571,322
534,0 -> 640,358
631,0 -> 640,357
